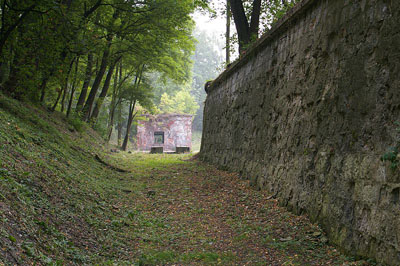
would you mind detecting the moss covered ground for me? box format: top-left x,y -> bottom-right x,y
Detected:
0,94 -> 371,265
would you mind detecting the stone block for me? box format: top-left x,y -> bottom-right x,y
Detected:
150,147 -> 163,154
176,147 -> 190,154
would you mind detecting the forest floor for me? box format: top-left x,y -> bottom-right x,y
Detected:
0,94 -> 372,265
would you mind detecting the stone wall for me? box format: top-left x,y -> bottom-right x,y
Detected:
200,0 -> 400,264
137,114 -> 192,152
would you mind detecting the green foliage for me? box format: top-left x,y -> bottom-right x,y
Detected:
260,0 -> 300,29
150,28 -> 222,131
67,115 -> 86,133
8,235 -> 16,242
159,93 -> 175,113
225,0 -> 300,56
381,122 -> 400,169
0,0 -> 206,141
381,147 -> 399,169
159,90 -> 199,115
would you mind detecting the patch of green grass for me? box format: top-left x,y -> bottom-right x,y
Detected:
137,250 -> 177,265
182,251 -> 236,264
8,235 -> 16,242
67,115 -> 86,132
136,250 -> 236,265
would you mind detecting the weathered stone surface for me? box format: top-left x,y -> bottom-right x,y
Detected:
176,147 -> 190,154
137,114 -> 192,152
150,147 -> 163,154
200,0 -> 400,264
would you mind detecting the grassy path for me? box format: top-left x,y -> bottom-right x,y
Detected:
0,95 -> 368,265
100,153 -> 364,265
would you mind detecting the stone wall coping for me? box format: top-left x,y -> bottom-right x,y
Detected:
138,114 -> 193,118
208,0 -> 318,93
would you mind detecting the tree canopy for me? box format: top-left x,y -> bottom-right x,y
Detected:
0,0 -> 300,150
0,0 -> 210,149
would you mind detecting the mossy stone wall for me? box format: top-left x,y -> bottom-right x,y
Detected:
201,0 -> 400,264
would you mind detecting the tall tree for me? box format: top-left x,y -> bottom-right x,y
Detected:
76,53 -> 93,112
82,41 -> 112,121
226,0 -> 231,65
0,1 -> 37,61
67,56 -> 80,117
121,65 -> 149,151
226,0 -> 299,55
229,0 -> 261,53
90,56 -> 120,120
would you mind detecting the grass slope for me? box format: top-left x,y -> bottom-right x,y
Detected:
0,94 -> 132,264
0,94 -> 370,265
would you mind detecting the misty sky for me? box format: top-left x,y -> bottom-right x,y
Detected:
193,12 -> 225,36
192,1 -> 239,61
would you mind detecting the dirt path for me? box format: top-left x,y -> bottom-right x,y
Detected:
105,153 -> 367,265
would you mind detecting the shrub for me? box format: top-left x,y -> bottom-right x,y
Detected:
67,115 -> 85,133
381,122 -> 400,169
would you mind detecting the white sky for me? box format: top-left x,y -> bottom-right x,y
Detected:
192,0 -> 231,39
192,8 -> 227,62
193,12 -> 226,36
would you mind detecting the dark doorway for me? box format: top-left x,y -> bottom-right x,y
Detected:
154,132 -> 164,144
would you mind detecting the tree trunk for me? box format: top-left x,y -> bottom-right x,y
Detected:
38,48 -> 69,102
60,58 -> 74,113
2,46 -> 21,96
249,0 -> 262,38
117,104 -> 122,146
121,99 -> 137,151
121,65 -> 143,151
60,89 -> 66,113
107,61 -> 121,142
82,42 -> 111,121
39,76 -> 49,103
107,106 -> 116,142
117,62 -> 124,146
90,56 -> 120,121
229,0 -> 250,53
51,88 -> 63,112
76,53 -> 93,112
228,0 -> 262,53
67,56 -> 80,117
226,0 -> 231,65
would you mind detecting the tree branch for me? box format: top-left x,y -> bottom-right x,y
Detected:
0,3 -> 36,54
83,0 -> 102,19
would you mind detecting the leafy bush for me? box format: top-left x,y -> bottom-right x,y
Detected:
67,116 -> 85,133
381,123 -> 400,169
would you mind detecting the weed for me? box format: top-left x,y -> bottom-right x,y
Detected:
67,115 -> 85,132
8,235 -> 16,242
381,122 -> 400,169
22,241 -> 36,257
381,146 -> 399,169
